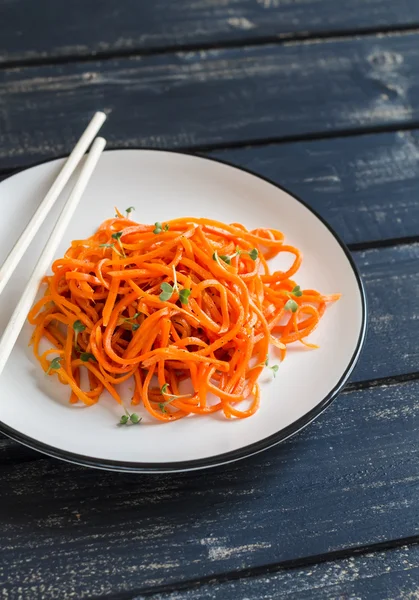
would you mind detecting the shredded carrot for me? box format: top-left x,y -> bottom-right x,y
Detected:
29,214 -> 340,420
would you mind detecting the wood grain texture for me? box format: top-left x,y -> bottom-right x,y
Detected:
2,31 -> 419,170
213,129 -> 419,246
3,129 -> 419,247
0,378 -> 418,598
1,0 -> 419,65
353,243 -> 419,381
144,544 -> 419,600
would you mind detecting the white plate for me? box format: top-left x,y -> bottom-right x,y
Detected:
0,150 -> 366,472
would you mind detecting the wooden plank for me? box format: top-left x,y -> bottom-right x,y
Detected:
213,130 -> 419,246
353,243 -> 419,382
0,377 -> 418,598
3,130 -> 419,247
1,1 -> 419,65
2,31 -> 419,170
147,544 -> 419,599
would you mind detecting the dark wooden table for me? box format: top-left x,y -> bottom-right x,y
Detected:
1,2 -> 419,598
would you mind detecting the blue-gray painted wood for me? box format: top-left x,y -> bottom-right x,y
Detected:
2,32 -> 419,170
212,129 -> 419,246
1,1 -> 419,65
352,243 -> 419,382
142,544 -> 419,600
3,130 -> 419,247
0,378 -> 418,598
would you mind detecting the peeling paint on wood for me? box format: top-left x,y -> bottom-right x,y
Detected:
0,379 -> 418,597
212,129 -> 419,245
2,33 -> 419,170
1,1 -> 419,65
0,5 -> 418,599
142,544 -> 419,599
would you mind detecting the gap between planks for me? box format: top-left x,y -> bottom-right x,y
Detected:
1,24 -> 419,72
3,120 -> 419,179
86,536 -> 419,599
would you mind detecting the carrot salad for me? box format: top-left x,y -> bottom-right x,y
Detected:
28,209 -> 340,421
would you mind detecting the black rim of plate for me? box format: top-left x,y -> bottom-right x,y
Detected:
0,148 -> 368,473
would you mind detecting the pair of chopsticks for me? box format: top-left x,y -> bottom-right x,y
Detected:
0,112 -> 107,376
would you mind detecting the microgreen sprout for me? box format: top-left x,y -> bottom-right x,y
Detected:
159,281 -> 174,302
179,289 -> 191,305
212,251 -> 224,267
159,384 -> 192,412
99,243 -> 124,258
159,270 -> 191,305
263,357 -> 279,378
153,222 -> 169,234
284,299 -> 298,313
219,254 -> 231,265
126,206 -> 135,218
213,247 -> 258,266
80,352 -> 97,363
270,364 -> 279,377
111,231 -> 126,257
46,357 -> 62,375
248,248 -> 259,260
120,312 -> 141,331
172,265 -> 179,293
291,285 -> 302,297
119,407 -> 142,426
73,320 -> 86,346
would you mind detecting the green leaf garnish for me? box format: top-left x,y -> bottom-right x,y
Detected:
284,299 -> 298,313
99,242 -> 125,258
291,285 -> 303,297
80,352 -> 97,363
212,251 -> 226,267
73,320 -> 86,346
126,206 -> 135,217
248,248 -> 258,261
261,357 -> 279,377
119,408 -> 142,426
111,231 -> 126,257
153,222 -> 163,234
219,255 -> 231,265
172,265 -> 179,293
164,224 -> 170,231
121,312 -> 141,331
73,320 -> 86,333
179,289 -> 191,305
159,282 -> 174,302
46,357 -> 62,375
213,248 -> 258,265
159,383 -> 191,411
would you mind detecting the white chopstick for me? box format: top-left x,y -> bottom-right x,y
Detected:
0,136 -> 107,377
0,111 -> 106,298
